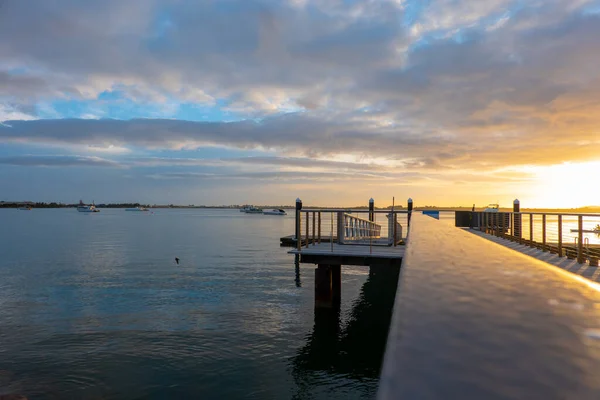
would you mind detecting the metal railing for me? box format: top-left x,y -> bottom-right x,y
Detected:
474,211 -> 600,265
295,209 -> 409,252
341,213 -> 382,242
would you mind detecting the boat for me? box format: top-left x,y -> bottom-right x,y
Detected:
125,207 -> 149,211
77,200 -> 100,213
240,205 -> 251,212
483,204 -> 499,212
244,206 -> 263,214
17,205 -> 32,210
263,209 -> 287,216
570,225 -> 600,234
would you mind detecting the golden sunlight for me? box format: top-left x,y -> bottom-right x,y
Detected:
525,161 -> 600,208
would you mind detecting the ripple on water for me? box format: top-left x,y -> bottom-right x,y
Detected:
0,209 -> 385,399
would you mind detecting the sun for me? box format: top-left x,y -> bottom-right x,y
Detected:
525,161 -> 600,208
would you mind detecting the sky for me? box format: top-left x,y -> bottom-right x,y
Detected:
1,0 -> 600,208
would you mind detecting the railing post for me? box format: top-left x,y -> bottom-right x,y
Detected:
330,212 -> 334,251
337,212 -> 345,245
542,214 -> 546,252
558,215 -> 563,257
393,212 -> 398,247
513,199 -> 521,240
318,212 -> 321,244
529,214 -> 533,245
295,198 -> 302,251
500,212 -> 505,238
305,212 -> 309,248
577,215 -> 584,264
312,211 -> 316,246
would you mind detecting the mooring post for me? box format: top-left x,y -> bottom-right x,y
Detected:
369,198 -> 374,222
315,264 -> 333,308
513,199 -> 521,241
407,198 -> 413,228
295,198 -> 302,250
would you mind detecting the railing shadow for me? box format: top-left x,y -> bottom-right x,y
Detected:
289,265 -> 400,398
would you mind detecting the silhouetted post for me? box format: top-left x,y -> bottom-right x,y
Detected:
315,264 -> 333,308
331,265 -> 341,305
369,198 -> 374,222
542,214 -> 547,252
558,215 -> 563,257
295,198 -> 302,251
407,198 -> 413,228
513,199 -> 521,240
577,216 -> 584,264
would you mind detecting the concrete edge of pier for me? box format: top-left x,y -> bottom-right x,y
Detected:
378,213 -> 600,400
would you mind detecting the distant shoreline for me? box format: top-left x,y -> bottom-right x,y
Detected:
1,202 -> 599,213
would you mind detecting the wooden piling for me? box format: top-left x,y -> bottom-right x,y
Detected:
331,265 -> 341,304
315,265 -> 333,308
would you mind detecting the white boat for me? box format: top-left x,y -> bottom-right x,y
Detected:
483,204 -> 499,212
77,200 -> 100,213
244,207 -> 263,214
240,205 -> 251,212
125,207 -> 149,211
18,205 -> 32,210
263,209 -> 287,216
570,225 -> 600,234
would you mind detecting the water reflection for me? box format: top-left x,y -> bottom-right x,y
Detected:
290,265 -> 400,399
295,255 -> 302,287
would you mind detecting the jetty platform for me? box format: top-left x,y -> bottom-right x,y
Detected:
286,198 -> 600,399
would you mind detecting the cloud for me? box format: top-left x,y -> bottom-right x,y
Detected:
0,155 -> 122,167
127,156 -> 389,171
148,170 -> 393,181
1,0 -> 600,206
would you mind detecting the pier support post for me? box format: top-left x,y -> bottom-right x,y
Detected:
331,265 -> 341,305
513,199 -> 521,241
315,265 -> 333,308
369,198 -> 374,222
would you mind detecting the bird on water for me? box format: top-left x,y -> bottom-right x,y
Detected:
175,257 -> 180,265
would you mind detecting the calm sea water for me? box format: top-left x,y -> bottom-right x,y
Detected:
0,209 -> 398,399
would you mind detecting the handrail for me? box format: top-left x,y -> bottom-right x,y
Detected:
343,213 -> 382,242
465,210 -> 600,265
514,212 -> 600,217
301,208 -> 410,214
295,208 -> 407,250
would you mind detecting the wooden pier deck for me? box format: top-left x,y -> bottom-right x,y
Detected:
289,241 -> 405,267
280,234 -> 335,247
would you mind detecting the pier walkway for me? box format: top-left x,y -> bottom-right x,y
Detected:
379,213 -> 600,400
